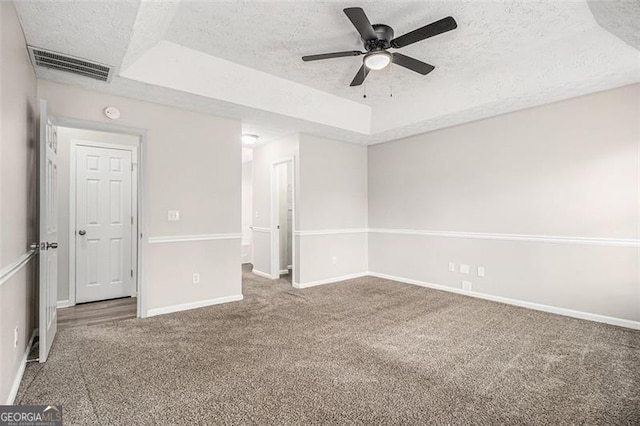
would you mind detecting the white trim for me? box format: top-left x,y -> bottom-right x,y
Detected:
293,272 -> 368,289
146,294 -> 243,317
0,249 -> 37,287
295,228 -> 368,236
6,329 -> 38,404
147,233 -> 242,244
279,269 -> 289,275
368,228 -> 640,248
368,272 -> 640,330
252,269 -> 272,279
56,300 -> 72,309
251,227 -> 271,233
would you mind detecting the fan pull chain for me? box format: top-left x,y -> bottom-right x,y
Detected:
363,78 -> 367,99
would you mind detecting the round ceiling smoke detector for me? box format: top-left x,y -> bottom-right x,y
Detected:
104,106 -> 120,120
364,51 -> 391,71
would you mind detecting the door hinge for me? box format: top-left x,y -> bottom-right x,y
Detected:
131,163 -> 134,172
131,269 -> 133,278
131,216 -> 133,225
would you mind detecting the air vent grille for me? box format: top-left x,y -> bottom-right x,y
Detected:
28,46 -> 113,82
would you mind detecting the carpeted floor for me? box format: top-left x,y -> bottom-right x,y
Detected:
16,270 -> 640,425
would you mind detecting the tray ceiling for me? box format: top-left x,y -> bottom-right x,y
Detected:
15,1 -> 640,145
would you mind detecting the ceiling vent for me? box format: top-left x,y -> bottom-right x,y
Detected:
28,46 -> 113,82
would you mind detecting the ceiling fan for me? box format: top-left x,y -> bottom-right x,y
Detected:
302,7 -> 457,87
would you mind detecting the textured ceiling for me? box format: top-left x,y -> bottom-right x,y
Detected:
14,0 -> 640,146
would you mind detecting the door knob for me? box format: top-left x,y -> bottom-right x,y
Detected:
46,242 -> 58,249
78,230 -> 86,236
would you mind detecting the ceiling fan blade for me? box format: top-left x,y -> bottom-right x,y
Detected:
343,7 -> 378,41
302,51 -> 363,62
350,64 -> 370,87
392,53 -> 435,75
391,16 -> 457,49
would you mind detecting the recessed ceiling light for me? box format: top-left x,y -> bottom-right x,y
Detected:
242,134 -> 259,145
364,51 -> 391,71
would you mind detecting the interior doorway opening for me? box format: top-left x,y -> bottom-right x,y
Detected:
271,159 -> 294,282
55,121 -> 144,319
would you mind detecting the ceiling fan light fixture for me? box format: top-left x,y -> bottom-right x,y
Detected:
364,51 -> 391,70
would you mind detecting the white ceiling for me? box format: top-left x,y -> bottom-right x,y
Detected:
14,0 -> 640,146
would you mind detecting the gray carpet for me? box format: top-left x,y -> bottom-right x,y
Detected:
16,271 -> 640,425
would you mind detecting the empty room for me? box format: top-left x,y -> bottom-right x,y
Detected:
1,0 -> 638,424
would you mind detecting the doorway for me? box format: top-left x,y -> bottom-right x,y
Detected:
271,159 -> 294,281
58,124 -> 143,315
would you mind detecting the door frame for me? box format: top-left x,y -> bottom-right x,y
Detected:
270,157 -> 296,281
69,140 -> 138,305
55,116 -> 148,318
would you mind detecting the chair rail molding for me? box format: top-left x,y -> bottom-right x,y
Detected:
295,228 -> 368,236
0,248 -> 38,287
147,233 -> 242,244
368,228 -> 640,248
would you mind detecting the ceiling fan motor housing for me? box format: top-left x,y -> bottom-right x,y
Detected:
364,24 -> 394,51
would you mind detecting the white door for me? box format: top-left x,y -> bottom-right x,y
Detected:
75,145 -> 133,303
39,100 -> 58,363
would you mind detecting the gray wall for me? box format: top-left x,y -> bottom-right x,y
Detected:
297,135 -> 368,285
38,80 -> 242,313
0,1 -> 38,403
368,84 -> 640,322
55,127 -> 139,303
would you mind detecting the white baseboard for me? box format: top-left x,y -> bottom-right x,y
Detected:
6,329 -> 38,404
252,269 -> 273,279
56,299 -> 73,309
293,272 -> 368,289
369,272 -> 640,330
146,294 -> 243,318
279,269 -> 289,275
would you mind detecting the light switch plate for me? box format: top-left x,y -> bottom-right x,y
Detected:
168,210 -> 180,221
460,264 -> 470,275
448,262 -> 455,272
477,266 -> 486,277
462,280 -> 472,291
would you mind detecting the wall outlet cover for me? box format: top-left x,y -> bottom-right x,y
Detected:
168,210 -> 180,221
192,273 -> 200,284
462,280 -> 473,291
448,262 -> 455,272
477,266 -> 486,277
460,264 -> 470,275
331,256 -> 337,265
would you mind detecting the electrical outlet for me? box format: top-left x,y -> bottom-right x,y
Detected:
448,262 -> 455,272
192,273 -> 200,284
14,327 -> 19,349
477,266 -> 486,277
255,211 -> 260,219
462,280 -> 472,291
168,210 -> 180,221
460,264 -> 470,275
332,256 -> 337,265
